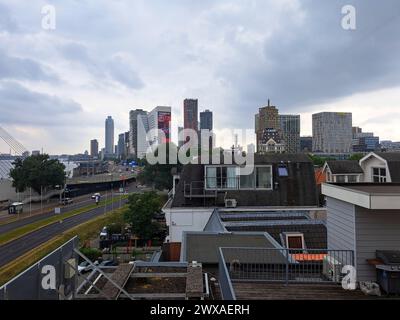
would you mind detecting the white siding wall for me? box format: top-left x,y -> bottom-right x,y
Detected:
360,157 -> 389,182
326,197 -> 356,253
355,207 -> 400,281
164,208 -> 214,243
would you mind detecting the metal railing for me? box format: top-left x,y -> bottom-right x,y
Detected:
219,247 -> 354,285
218,248 -> 236,300
183,181 -> 217,198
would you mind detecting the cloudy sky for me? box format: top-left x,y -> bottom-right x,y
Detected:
0,0 -> 400,154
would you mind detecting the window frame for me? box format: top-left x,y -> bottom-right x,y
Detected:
204,165 -> 273,191
372,167 -> 387,183
285,233 -> 305,250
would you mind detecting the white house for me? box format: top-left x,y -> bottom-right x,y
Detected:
322,160 -> 363,183
359,152 -> 400,183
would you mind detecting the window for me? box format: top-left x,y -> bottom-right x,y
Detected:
286,233 -> 305,249
372,167 -> 387,183
205,165 -> 272,190
206,167 -> 217,188
240,171 -> 255,189
336,175 -> 346,183
348,175 -> 358,183
256,166 -> 272,189
278,166 -> 288,177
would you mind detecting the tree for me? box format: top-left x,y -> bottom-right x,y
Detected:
123,191 -> 162,240
9,154 -> 66,194
137,143 -> 182,190
348,153 -> 364,161
308,154 -> 335,167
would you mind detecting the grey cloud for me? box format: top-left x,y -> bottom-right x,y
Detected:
0,49 -> 59,83
58,42 -> 144,89
0,81 -> 82,126
215,0 -> 400,127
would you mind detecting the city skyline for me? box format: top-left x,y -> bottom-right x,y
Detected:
1,1 -> 400,154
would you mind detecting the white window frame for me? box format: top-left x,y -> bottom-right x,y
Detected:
285,233 -> 305,250
204,165 -> 273,191
372,167 -> 387,183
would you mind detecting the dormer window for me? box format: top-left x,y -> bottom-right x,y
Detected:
372,167 -> 387,183
284,233 -> 305,249
205,165 -> 272,190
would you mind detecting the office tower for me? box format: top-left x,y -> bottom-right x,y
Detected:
300,136 -> 313,152
178,126 -> 184,148
200,110 -> 213,131
117,133 -> 125,159
199,109 -> 214,150
312,112 -> 352,153
147,106 -> 172,146
90,139 -> 99,158
184,99 -> 198,132
279,114 -> 300,153
352,127 -> 379,152
105,116 -> 114,155
255,100 -> 280,151
129,109 -> 148,157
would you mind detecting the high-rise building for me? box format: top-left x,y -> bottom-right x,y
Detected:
255,100 -> 280,151
184,99 -> 198,132
312,112 -> 352,153
147,106 -> 172,147
300,136 -> 313,153
129,109 -> 148,158
178,126 -> 184,148
199,109 -> 214,150
279,114 -> 300,153
105,116 -> 114,155
200,110 -> 213,131
90,139 -> 99,158
352,127 -> 379,152
117,133 -> 126,159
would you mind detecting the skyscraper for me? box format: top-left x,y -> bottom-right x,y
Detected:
105,116 -> 114,155
200,110 -> 213,131
255,100 -> 280,151
117,133 -> 126,159
279,114 -> 300,153
147,106 -> 172,146
90,139 -> 99,158
129,109 -> 148,157
184,99 -> 198,132
312,112 -> 352,153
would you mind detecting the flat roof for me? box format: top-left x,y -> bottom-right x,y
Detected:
322,183 -> 400,209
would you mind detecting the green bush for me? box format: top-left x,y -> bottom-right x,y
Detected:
80,247 -> 102,261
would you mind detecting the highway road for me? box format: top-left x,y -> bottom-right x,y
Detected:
0,183 -> 139,235
0,198 -> 129,268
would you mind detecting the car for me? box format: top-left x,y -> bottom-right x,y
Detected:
59,198 -> 73,205
78,260 -> 99,273
91,193 -> 101,200
98,260 -> 118,267
100,226 -> 108,238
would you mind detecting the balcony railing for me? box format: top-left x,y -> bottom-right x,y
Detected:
219,247 -> 354,285
183,181 -> 217,198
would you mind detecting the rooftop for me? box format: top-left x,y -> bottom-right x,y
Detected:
322,183 -> 400,209
325,160 -> 363,174
203,209 -> 327,250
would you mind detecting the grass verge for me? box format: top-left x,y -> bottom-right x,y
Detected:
0,206 -> 126,286
0,195 -> 128,246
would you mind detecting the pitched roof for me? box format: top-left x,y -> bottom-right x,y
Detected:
374,152 -> 400,162
371,152 -> 400,183
326,160 -> 363,174
171,154 -> 318,208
